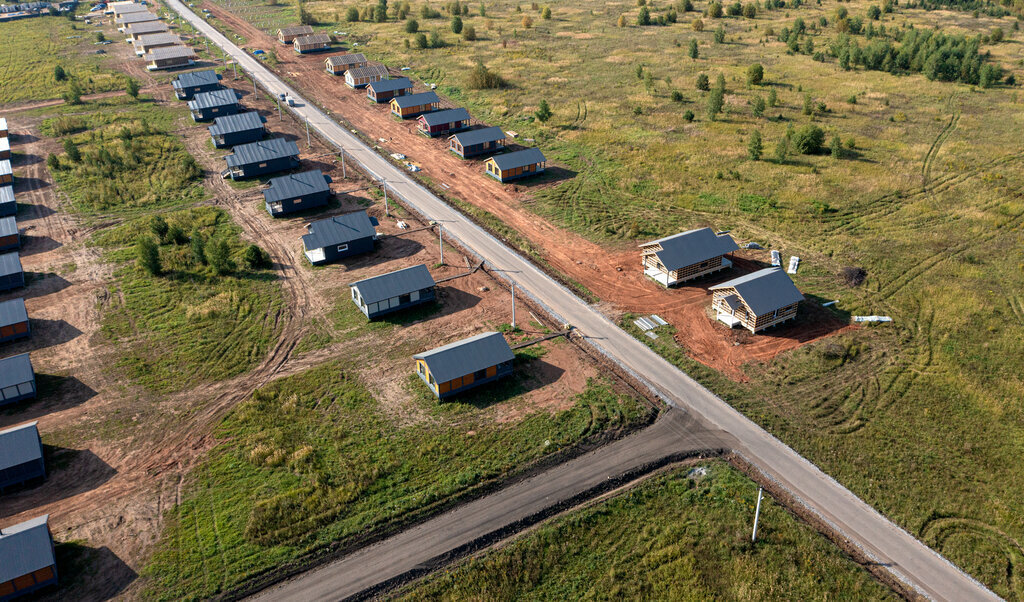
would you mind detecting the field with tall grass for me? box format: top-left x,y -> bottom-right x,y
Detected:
141,362 -> 649,599
201,0 -> 1024,596
400,461 -> 893,600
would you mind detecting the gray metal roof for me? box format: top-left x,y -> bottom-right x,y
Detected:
710,267 -> 804,316
188,88 -> 239,111
0,353 -> 33,389
0,421 -> 42,473
0,215 -> 15,237
302,211 -> 378,250
349,264 -> 435,305
367,77 -> 411,94
419,108 -> 470,127
208,111 -> 265,136
0,159 -> 11,177
294,33 -> 331,45
642,227 -> 738,271
146,45 -> 197,61
391,91 -> 438,109
278,25 -> 313,36
0,136 -> 9,154
117,12 -> 157,23
325,53 -> 366,67
489,147 -> 546,171
413,331 -> 513,384
450,126 -> 505,147
0,251 -> 22,278
173,69 -> 221,90
0,297 -> 28,328
0,117 -> 6,132
262,169 -> 330,203
0,185 -> 12,205
346,65 -> 390,79
0,515 -> 53,583
133,33 -> 181,48
126,21 -> 169,35
111,2 -> 147,14
224,137 -> 299,168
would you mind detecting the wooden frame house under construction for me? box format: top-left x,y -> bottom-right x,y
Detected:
639,227 -> 738,287
709,267 -> 804,333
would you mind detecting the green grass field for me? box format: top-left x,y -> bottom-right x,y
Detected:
94,207 -> 284,393
400,461 -> 893,600
203,0 -> 1024,596
0,11 -> 130,104
141,362 -> 649,600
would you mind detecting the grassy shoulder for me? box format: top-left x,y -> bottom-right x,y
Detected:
399,461 -> 892,600
0,10 -> 129,104
94,207 -> 284,393
140,361 -> 650,600
45,96 -> 206,216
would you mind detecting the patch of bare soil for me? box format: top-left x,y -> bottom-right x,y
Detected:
200,5 -> 852,381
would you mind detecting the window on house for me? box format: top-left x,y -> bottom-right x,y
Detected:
258,162 -> 268,168
337,244 -> 349,252
399,293 -> 411,304
474,368 -> 487,380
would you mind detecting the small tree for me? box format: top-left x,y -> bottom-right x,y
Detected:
405,18 -> 419,32
522,15 -> 533,28
748,129 -> 763,160
429,29 -> 444,47
535,99 -> 552,122
802,92 -> 813,115
692,17 -> 704,31
149,215 -> 169,241
695,73 -> 710,91
541,6 -> 551,18
63,80 -> 82,105
53,65 -> 67,82
706,86 -> 724,120
683,110 -> 695,122
830,134 -> 842,158
793,124 -> 825,154
747,63 -> 764,85
774,124 -> 792,162
751,95 -> 765,117
867,4 -> 880,19
62,138 -> 81,163
617,14 -> 627,27
415,32 -> 429,48
714,72 -> 725,92
126,78 -> 141,99
463,25 -> 476,40
450,15 -> 463,33
46,153 -> 60,171
713,24 -> 725,43
166,225 -> 187,245
742,2 -> 756,17
708,1 -> 723,17
346,6 -> 359,21
767,87 -> 778,107
95,31 -> 105,43
671,90 -> 683,101
207,239 -> 235,275
374,2 -> 388,22
136,237 -> 161,276
637,6 -> 651,25
688,38 -> 699,59
479,2 -> 486,16
190,230 -> 207,265
243,244 -> 271,269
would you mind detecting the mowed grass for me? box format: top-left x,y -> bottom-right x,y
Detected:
400,462 -> 893,601
94,207 -> 284,393
45,97 -> 206,215
141,361 -> 650,600
0,11 -> 129,104
198,1 -> 1024,596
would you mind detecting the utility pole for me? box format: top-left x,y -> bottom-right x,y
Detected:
752,487 -> 764,542
304,115 -> 310,149
382,180 -> 389,216
340,149 -> 346,178
511,281 -> 516,329
277,101 -> 281,121
438,224 -> 443,265
252,77 -> 257,96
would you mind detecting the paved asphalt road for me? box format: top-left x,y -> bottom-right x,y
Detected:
254,411 -> 733,601
166,4 -> 997,600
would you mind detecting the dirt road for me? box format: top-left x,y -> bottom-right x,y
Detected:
200,5 -> 851,380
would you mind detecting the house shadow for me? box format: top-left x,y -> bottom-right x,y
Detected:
433,286 -> 482,317
18,273 -> 73,300
1,375 -> 98,422
14,202 -> 56,221
11,152 -> 42,167
9,132 -> 39,145
365,235 -> 425,263
20,318 -> 84,351
512,165 -> 578,188
47,543 -> 136,602
13,177 -> 50,194
0,447 -> 116,510
18,234 -> 63,256
447,357 -> 565,411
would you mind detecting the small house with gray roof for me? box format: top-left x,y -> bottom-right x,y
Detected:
390,91 -> 439,119
709,267 -> 804,333
344,64 -> 390,88
145,45 -> 198,71
449,126 -> 505,159
0,216 -> 18,252
0,252 -> 24,292
414,332 -> 513,399
188,89 -> 242,122
172,69 -> 222,100
293,33 -> 331,54
325,53 -> 367,75
639,227 -> 738,287
0,298 -> 30,344
0,159 -> 12,186
0,136 -> 10,161
366,77 -> 412,103
484,147 -> 546,182
0,186 -> 13,218
0,353 -> 35,406
223,138 -> 300,180
277,25 -> 313,44
417,108 -> 470,137
350,264 -> 436,319
0,515 -> 57,598
0,421 -> 44,491
301,210 -> 378,265
209,111 -> 266,148
125,21 -> 170,42
263,169 -> 332,216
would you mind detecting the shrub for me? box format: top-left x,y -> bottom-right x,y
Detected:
751,95 -> 765,117
742,2 -> 756,17
53,65 -> 67,82
714,24 -> 725,43
207,238 -> 236,275
429,29 -> 445,47
46,153 -> 60,171
708,1 -> 723,17
136,237 -> 161,276
727,1 -> 742,16
688,38 -> 699,59
867,4 -> 880,19
748,129 -> 763,160
405,18 -> 419,32
414,32 -> 428,48
696,73 -> 710,91
62,138 -> 81,163
706,86 -> 724,120
535,99 -> 552,122
190,230 -> 207,265
767,87 -> 778,107
802,92 -> 812,115
830,134 -> 842,158
671,90 -> 683,102
637,6 -> 651,25
840,266 -> 867,286
126,78 -> 141,99
243,244 -> 272,269
62,80 -> 83,105
150,215 -> 169,241
541,6 -> 551,19
462,25 -> 476,40
522,15 -> 533,28
747,63 -> 764,85
166,225 -> 187,245
345,7 -> 359,21
692,18 -> 704,31
467,61 -> 506,89
683,109 -> 695,122
792,124 -> 825,154
450,15 -> 462,33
